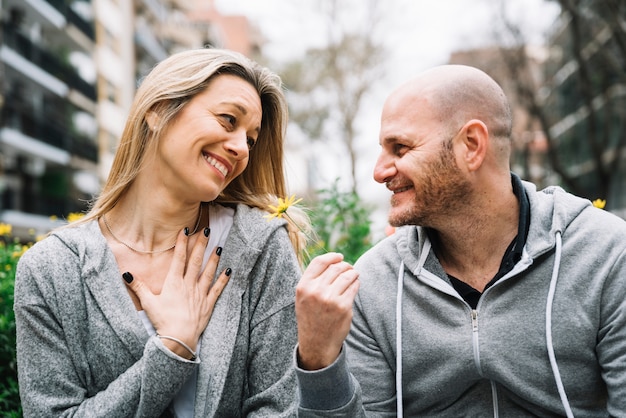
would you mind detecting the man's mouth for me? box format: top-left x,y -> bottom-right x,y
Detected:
388,184 -> 412,194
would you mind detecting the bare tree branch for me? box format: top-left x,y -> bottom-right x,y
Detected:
494,0 -> 626,202
280,0 -> 386,194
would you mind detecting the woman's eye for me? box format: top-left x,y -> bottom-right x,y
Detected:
247,137 -> 257,150
222,114 -> 236,126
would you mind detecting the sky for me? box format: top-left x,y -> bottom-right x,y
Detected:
214,0 -> 561,238
214,0 -> 560,78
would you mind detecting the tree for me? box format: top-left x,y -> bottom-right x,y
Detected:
279,0 -> 387,194
495,0 -> 626,208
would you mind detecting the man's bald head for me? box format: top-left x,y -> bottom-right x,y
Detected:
388,65 -> 512,142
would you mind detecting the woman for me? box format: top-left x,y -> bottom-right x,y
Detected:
15,48 -> 307,417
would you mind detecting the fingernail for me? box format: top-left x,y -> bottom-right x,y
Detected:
184,227 -> 190,236
225,268 -> 232,276
122,272 -> 134,283
203,227 -> 210,237
216,246 -> 222,256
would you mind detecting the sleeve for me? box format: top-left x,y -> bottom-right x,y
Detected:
240,226 -> 302,417
294,256 -> 398,417
343,290 -> 397,416
598,247 -> 626,416
14,240 -> 197,418
294,292 -> 396,417
296,345 -> 365,418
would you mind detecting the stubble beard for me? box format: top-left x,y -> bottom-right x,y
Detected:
388,142 -> 471,228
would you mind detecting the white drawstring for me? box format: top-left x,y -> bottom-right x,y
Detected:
545,232 -> 574,418
394,232 -> 572,416
396,261 -> 405,417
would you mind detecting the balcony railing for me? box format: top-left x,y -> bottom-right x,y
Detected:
2,187 -> 88,218
44,0 -> 95,40
3,25 -> 97,101
1,103 -> 98,163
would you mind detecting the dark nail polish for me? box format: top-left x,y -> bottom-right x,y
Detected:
184,227 -> 190,236
216,246 -> 222,256
225,268 -> 232,276
122,272 -> 134,284
204,227 -> 210,237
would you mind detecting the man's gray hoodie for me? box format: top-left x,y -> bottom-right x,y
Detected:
297,182 -> 626,417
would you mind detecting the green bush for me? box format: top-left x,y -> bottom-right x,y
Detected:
0,226 -> 27,417
306,180 -> 373,265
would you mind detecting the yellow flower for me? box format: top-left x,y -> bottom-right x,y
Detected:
265,195 -> 303,220
67,212 -> 85,223
49,215 -> 58,221
592,199 -> 606,209
11,245 -> 29,259
0,223 -> 12,236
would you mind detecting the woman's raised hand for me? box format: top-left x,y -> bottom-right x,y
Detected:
123,227 -> 231,359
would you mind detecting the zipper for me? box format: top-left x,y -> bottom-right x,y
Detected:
473,309 -> 500,416
471,309 -> 483,375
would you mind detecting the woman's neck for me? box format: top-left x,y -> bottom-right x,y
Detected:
102,191 -> 206,254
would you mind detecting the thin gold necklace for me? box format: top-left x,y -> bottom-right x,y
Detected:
102,204 -> 203,254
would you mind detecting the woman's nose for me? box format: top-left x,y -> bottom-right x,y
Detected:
225,129 -> 249,159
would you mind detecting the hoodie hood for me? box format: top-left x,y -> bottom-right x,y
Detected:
522,182 -> 591,260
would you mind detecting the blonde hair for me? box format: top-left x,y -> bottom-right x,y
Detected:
77,48 -> 309,258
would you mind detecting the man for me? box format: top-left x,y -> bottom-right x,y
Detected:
294,65 -> 626,417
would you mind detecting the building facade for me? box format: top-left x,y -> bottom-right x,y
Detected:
0,0 -> 98,237
448,1 -> 626,218
541,0 -> 626,216
0,0 -> 261,238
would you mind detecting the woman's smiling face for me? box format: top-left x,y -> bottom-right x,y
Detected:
151,74 -> 262,202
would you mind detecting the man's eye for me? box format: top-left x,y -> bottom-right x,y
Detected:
393,144 -> 407,155
247,137 -> 257,150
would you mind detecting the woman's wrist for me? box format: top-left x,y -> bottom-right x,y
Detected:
156,333 -> 197,360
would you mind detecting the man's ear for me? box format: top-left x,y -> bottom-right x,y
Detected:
459,119 -> 488,172
145,111 -> 160,131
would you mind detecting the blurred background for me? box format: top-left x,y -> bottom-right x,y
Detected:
1,0 -> 625,241
0,2 -> 625,413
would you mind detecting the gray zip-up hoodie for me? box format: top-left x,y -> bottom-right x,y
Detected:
297,182 -> 626,417
15,204 -> 301,417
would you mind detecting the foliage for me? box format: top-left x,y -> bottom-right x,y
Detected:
305,180 -> 373,265
0,225 -> 30,417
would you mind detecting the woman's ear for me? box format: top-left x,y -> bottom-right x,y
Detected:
145,111 -> 160,131
459,119 -> 488,172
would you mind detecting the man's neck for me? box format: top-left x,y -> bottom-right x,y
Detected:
429,197 -> 519,292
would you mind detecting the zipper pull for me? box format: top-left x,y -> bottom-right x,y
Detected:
471,309 -> 478,332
